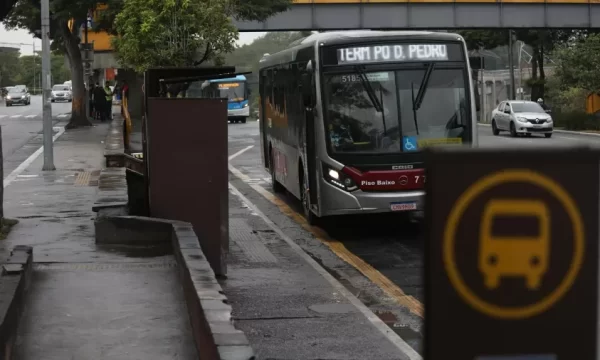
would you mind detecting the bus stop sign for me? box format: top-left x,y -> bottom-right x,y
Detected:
424,148 -> 599,360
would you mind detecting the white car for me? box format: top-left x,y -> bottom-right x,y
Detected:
491,100 -> 553,138
50,84 -> 72,102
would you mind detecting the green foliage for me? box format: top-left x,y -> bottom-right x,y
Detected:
0,51 -> 21,87
459,30 -> 508,50
554,33 -> 600,93
553,111 -> 599,131
112,0 -> 238,72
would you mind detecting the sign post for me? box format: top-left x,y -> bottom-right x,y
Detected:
424,147 -> 599,360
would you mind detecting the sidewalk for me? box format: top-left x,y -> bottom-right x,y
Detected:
2,121 -> 196,359
224,183 -> 418,360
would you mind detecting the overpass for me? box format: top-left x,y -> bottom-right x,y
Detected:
233,0 -> 600,31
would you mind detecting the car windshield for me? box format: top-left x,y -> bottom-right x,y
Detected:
8,89 -> 23,94
53,86 -> 69,91
511,102 -> 545,113
323,68 -> 468,153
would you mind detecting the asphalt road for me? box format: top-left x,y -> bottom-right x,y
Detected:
0,95 -> 71,175
228,121 -> 600,356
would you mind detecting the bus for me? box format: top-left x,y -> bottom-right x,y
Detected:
258,30 -> 478,224
208,75 -> 250,123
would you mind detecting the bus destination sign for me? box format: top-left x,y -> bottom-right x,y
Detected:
337,44 -> 448,65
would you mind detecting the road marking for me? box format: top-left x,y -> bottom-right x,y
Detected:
10,115 -> 21,118
229,145 -> 254,161
56,114 -> 69,118
0,115 -> 6,119
228,183 -> 423,360
4,126 -> 67,188
25,115 -> 36,118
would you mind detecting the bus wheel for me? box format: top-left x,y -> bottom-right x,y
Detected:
300,170 -> 319,226
241,118 -> 247,124
270,151 -> 284,193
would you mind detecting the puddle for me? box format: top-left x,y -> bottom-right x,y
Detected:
97,243 -> 172,258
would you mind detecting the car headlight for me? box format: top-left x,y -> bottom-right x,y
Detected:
322,163 -> 358,192
6,96 -> 10,99
517,117 -> 528,123
547,118 -> 553,123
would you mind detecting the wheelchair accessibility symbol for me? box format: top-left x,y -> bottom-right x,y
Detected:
403,136 -> 418,152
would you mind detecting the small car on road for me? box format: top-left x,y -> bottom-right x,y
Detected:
51,84 -> 72,102
491,100 -> 553,138
5,87 -> 31,106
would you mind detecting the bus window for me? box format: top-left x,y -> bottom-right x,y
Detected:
479,199 -> 550,290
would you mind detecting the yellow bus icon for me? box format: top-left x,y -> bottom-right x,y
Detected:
479,199 -> 550,290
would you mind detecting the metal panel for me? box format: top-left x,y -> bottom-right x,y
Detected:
233,3 -> 598,30
146,98 -> 229,276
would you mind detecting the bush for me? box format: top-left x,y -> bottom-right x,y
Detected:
553,111 -> 600,131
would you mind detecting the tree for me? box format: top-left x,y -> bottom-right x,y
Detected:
0,51 -> 21,87
17,54 -> 71,90
0,0 -> 18,21
554,33 -> 600,94
4,0 -> 102,128
111,0 -> 293,71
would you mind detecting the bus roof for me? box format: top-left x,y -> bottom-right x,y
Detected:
259,30 -> 464,70
208,74 -> 246,82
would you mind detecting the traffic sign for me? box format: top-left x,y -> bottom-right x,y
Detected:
424,147 -> 599,360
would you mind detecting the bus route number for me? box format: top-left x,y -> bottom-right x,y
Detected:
415,175 -> 427,185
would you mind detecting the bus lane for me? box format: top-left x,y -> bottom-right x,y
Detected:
228,121 -> 600,356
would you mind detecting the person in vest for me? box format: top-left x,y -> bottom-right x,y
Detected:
103,82 -> 113,120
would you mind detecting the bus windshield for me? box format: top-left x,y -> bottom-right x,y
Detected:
216,81 -> 246,102
324,68 -> 468,153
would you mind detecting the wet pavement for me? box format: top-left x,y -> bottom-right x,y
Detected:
227,120 -> 600,356
2,120 -> 195,359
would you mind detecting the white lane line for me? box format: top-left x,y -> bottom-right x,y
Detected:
228,183 -> 423,360
56,114 -> 69,118
10,115 -> 22,118
25,115 -> 37,118
4,126 -> 67,188
228,145 -> 254,161
0,115 -> 6,119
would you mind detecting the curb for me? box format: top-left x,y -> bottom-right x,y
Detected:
0,245 -> 33,360
478,122 -> 600,137
92,167 -> 128,215
92,215 -> 255,360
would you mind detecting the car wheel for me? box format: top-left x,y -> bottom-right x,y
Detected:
510,122 -> 517,137
545,133 -> 552,138
491,120 -> 500,136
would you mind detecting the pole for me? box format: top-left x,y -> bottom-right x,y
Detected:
41,0 -> 55,171
32,41 -> 35,93
508,30 -> 516,100
479,67 -> 485,123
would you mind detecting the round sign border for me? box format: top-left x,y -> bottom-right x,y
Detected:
443,169 -> 585,319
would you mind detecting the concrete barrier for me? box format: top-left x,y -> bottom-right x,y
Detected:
93,215 -> 255,360
0,245 -> 33,360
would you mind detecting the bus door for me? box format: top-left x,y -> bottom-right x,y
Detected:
300,62 -> 319,208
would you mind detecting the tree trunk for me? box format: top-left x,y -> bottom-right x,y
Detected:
538,45 -> 546,100
530,46 -> 541,101
61,24 -> 92,129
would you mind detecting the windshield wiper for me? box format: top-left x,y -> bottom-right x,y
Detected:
411,63 -> 436,135
354,66 -> 383,113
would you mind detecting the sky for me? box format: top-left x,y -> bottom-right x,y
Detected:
0,23 -> 266,56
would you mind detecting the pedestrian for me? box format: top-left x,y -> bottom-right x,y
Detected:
104,82 -> 114,120
93,82 -> 106,121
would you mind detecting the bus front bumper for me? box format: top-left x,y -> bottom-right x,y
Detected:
228,106 -> 249,118
318,180 -> 425,217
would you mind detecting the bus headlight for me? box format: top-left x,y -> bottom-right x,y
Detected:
323,164 -> 358,192
243,103 -> 248,108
